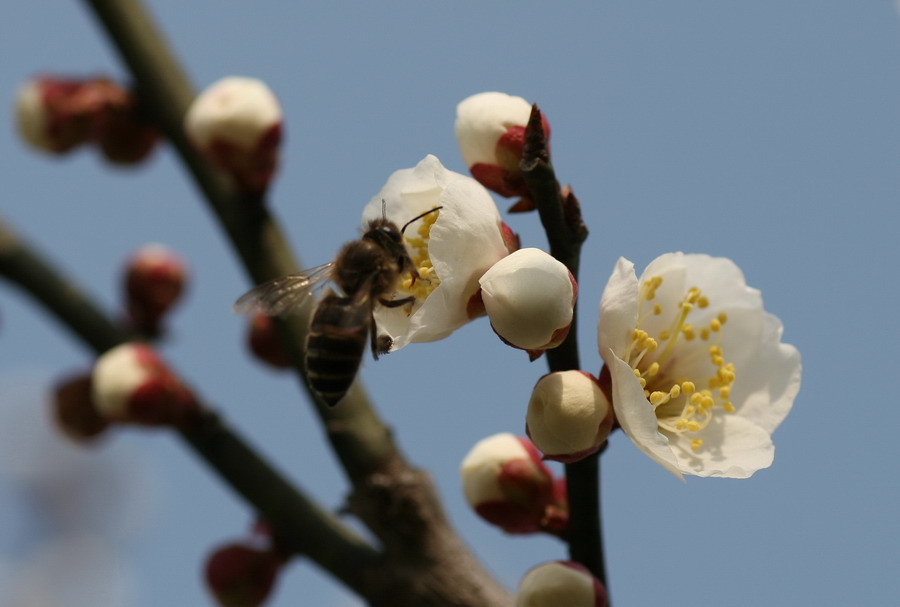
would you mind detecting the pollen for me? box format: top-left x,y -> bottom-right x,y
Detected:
396,209 -> 441,304
625,278 -> 738,454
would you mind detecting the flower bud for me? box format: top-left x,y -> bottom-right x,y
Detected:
15,76 -> 158,163
52,373 -> 109,442
92,343 -> 198,427
205,543 -> 281,607
247,314 -> 292,369
526,371 -> 614,463
15,77 -> 93,153
460,433 -> 561,534
517,561 -> 608,607
184,77 -> 283,194
455,91 -> 550,198
123,244 -> 188,336
478,248 -> 576,354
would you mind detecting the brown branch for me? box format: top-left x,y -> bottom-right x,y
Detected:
0,218 -> 380,594
520,103 -> 608,591
76,0 -> 514,604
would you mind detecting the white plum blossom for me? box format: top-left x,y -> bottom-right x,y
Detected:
361,154 -> 510,350
598,253 -> 801,479
455,91 -> 550,198
516,561 -> 607,607
478,248 -> 575,353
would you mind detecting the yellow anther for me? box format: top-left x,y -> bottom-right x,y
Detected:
644,389 -> 650,398
701,396 -> 714,409
719,387 -> 730,399
684,405 -> 696,416
687,421 -> 701,432
681,301 -> 694,312
691,438 -> 704,451
681,381 -> 696,395
658,330 -> 670,341
645,362 -> 660,377
645,338 -> 659,352
675,419 -> 688,431
653,303 -> 662,315
669,384 -> 681,398
690,393 -> 703,405
633,368 -> 642,378
639,377 -> 647,388
712,355 -> 724,367
709,345 -> 722,356
649,391 -> 667,405
686,287 -> 701,303
710,318 -> 722,332
406,237 -> 426,248
717,312 -> 728,324
682,324 -> 695,340
723,401 -> 736,413
700,328 -> 710,341
632,329 -> 648,341
697,296 -> 709,308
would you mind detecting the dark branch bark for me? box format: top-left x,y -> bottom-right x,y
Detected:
520,104 -> 609,592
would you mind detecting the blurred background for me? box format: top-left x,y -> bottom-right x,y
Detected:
1,1 -> 898,606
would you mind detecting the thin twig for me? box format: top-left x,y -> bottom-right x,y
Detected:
0,218 -> 380,593
520,103 -> 609,592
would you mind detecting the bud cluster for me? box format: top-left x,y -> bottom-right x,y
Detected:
15,75 -> 158,163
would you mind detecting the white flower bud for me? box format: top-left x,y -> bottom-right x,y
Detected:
455,91 -> 550,198
460,433 -> 559,534
15,77 -> 91,153
184,77 -> 283,193
526,371 -> 613,463
124,244 -> 188,336
517,561 -> 607,607
92,343 -> 197,426
479,248 -> 575,352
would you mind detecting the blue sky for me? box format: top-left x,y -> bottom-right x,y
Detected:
1,1 -> 898,606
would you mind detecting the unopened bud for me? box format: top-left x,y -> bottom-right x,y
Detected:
52,373 -> 109,442
517,561 -> 608,607
455,91 -> 550,198
478,248 -> 576,354
526,371 -> 613,463
15,76 -> 158,163
15,77 -> 93,153
205,543 -> 281,607
92,343 -> 198,427
460,433 -> 564,534
124,244 -> 187,336
247,315 -> 292,369
184,77 -> 283,194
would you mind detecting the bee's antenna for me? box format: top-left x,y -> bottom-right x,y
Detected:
381,198 -> 387,220
401,206 -> 443,235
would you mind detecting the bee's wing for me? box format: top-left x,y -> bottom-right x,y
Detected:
232,263 -> 334,316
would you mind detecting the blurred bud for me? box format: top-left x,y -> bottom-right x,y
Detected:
205,543 -> 282,607
460,433 -> 566,534
184,76 -> 283,194
15,77 -> 93,153
526,371 -> 613,463
478,248 -> 576,356
455,91 -> 550,198
92,343 -> 198,427
52,373 -> 109,442
124,244 -> 188,336
517,561 -> 608,607
15,76 -> 159,163
247,314 -> 292,369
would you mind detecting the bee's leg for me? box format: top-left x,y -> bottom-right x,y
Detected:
379,296 -> 415,308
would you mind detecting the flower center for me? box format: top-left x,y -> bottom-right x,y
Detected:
623,275 -> 736,452
396,210 -> 441,307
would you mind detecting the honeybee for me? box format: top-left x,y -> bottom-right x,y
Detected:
234,204 -> 441,406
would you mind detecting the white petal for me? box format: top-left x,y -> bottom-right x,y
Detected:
597,257 -> 640,361
668,415 -> 775,478
606,354 -> 684,480
517,562 -> 598,607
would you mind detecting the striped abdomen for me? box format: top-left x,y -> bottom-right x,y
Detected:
306,293 -> 371,406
